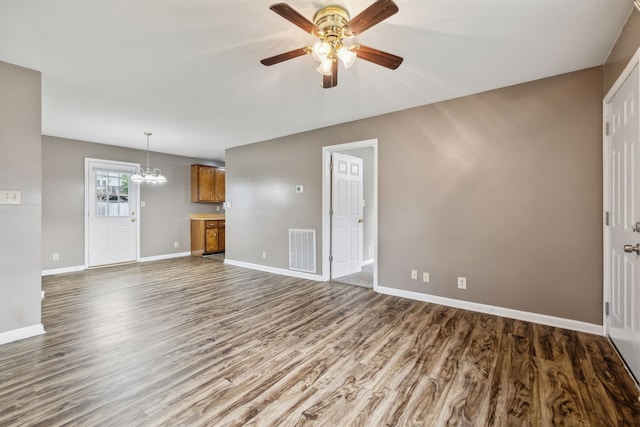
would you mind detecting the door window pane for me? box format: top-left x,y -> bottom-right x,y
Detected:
95,170 -> 130,217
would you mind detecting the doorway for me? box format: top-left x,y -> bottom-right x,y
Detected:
603,49 -> 640,384
85,158 -> 140,268
322,139 -> 377,289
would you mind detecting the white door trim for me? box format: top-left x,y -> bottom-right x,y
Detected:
84,157 -> 141,268
322,139 -> 378,289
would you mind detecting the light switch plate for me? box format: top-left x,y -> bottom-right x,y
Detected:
0,190 -> 21,205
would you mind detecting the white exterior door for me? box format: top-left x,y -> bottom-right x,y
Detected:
86,159 -> 139,267
606,62 -> 640,382
331,152 -> 363,279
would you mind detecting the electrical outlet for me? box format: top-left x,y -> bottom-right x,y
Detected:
262,251 -> 267,259
411,269 -> 418,280
141,201 -> 146,207
423,272 -> 430,283
174,242 -> 179,248
457,277 -> 467,289
41,291 -> 45,300
52,253 -> 60,261
216,205 -> 220,211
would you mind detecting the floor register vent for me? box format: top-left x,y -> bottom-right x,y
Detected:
289,229 -> 316,274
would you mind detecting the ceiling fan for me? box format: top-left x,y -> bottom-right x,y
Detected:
260,0 -> 403,88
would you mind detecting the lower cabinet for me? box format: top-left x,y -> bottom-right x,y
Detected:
191,220 -> 225,255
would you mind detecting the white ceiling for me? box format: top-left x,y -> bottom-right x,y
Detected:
0,0 -> 633,161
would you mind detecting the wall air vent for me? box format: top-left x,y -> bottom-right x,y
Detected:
289,229 -> 316,273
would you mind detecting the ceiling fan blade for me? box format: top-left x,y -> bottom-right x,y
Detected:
347,0 -> 399,35
321,60 -> 338,88
260,47 -> 310,66
355,44 -> 403,69
269,3 -> 318,35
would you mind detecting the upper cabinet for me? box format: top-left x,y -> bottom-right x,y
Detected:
191,164 -> 225,203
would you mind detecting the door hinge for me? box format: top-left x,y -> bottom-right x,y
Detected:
605,211 -> 610,226
330,160 -> 334,171
605,301 -> 610,316
329,255 -> 333,262
605,121 -> 611,136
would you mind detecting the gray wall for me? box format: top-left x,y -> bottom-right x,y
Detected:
226,138 -> 320,269
0,61 -> 42,334
226,66 -> 604,324
605,8 -> 640,94
42,136 -> 223,270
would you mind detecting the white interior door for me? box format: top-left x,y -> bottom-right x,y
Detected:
331,152 -> 363,279
606,63 -> 640,382
86,159 -> 139,267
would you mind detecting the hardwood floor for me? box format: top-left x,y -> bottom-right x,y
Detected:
1,256 -> 639,426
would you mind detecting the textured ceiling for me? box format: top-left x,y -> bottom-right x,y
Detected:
0,0 -> 633,161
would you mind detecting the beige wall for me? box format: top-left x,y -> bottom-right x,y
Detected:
0,61 -> 42,334
605,9 -> 640,94
42,136 -> 223,270
226,66 -> 604,324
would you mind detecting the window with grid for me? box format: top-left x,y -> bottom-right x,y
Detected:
95,170 -> 130,217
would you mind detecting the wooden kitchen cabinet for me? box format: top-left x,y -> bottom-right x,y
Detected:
218,224 -> 225,252
191,219 -> 225,255
214,168 -> 225,202
191,164 -> 225,203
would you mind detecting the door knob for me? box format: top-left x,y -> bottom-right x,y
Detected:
633,222 -> 640,232
623,244 -> 640,254
358,218 -> 363,223
131,218 -> 136,223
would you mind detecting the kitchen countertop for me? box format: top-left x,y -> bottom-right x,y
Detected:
190,214 -> 225,220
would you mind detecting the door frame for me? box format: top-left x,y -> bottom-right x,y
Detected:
603,47 -> 640,335
322,139 -> 378,289
84,158 -> 141,268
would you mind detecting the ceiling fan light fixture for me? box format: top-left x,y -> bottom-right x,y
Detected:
317,58 -> 334,76
337,45 -> 357,68
261,1 -> 402,88
312,41 -> 331,61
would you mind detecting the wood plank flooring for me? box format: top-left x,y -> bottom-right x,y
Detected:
0,256 -> 639,426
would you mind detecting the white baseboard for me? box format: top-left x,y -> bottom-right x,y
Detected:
224,259 -> 324,281
42,265 -> 85,277
376,285 -> 603,336
362,258 -> 374,266
42,257 -> 600,336
42,252 -> 191,275
0,324 -> 45,346
139,252 -> 191,262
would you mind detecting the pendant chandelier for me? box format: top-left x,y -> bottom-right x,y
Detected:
131,132 -> 167,184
